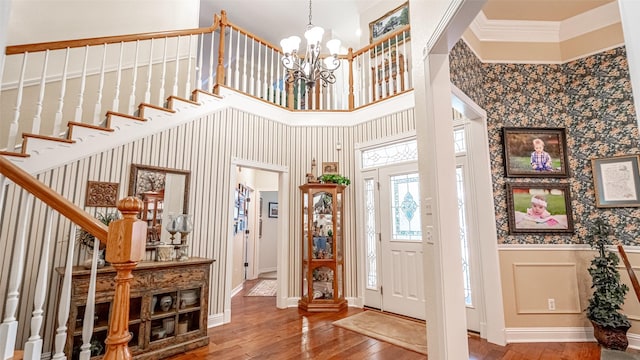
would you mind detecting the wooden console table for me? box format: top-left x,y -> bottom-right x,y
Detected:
56,257 -> 214,360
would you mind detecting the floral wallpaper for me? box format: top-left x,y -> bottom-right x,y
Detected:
449,40 -> 640,245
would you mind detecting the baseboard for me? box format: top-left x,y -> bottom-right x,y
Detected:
506,327 -> 640,350
208,312 -> 225,328
505,327 -> 594,343
286,297 -> 299,307
230,284 -> 243,298
628,332 -> 640,350
258,267 -> 277,274
346,297 -> 363,307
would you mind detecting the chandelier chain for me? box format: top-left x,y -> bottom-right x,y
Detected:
308,0 -> 312,26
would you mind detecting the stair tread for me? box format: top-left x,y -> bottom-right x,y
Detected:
23,133 -> 75,143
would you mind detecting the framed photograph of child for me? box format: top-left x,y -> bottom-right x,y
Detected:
592,155 -> 640,208
502,127 -> 569,178
506,182 -> 574,234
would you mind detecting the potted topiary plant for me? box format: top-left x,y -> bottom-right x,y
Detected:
586,218 -> 631,351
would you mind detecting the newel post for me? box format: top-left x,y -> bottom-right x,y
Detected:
215,10 -> 228,95
103,197 -> 146,360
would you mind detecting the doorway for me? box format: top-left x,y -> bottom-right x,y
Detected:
224,159 -> 289,323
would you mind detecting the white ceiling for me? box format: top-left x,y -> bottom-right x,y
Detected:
199,0 -> 384,50
199,0 -> 617,51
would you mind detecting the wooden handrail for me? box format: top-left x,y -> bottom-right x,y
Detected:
0,156 -> 108,242
617,244 -> 640,303
5,18 -> 221,55
352,24 -> 411,58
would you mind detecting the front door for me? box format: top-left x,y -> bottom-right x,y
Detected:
378,162 -> 425,319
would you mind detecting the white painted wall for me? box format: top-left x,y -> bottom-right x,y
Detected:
259,191 -> 278,274
6,0 -> 200,45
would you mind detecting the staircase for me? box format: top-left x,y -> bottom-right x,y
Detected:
1,89 -> 223,175
0,9 -> 413,360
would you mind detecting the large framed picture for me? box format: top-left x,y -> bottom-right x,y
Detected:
369,2 -> 410,46
591,155 -> 640,208
502,127 -> 569,178
506,182 -> 574,234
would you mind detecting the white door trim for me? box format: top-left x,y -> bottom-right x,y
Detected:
225,158 -> 289,324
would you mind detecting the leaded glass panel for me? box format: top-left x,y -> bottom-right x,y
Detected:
362,140 -> 418,169
364,179 -> 377,289
390,173 -> 421,241
456,167 -> 472,306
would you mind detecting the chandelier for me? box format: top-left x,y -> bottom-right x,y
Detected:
280,0 -> 341,89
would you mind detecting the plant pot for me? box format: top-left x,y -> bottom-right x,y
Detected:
591,321 -> 630,351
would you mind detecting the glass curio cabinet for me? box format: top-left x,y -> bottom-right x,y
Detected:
299,183 -> 347,312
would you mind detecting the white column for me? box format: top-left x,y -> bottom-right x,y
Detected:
618,0 -> 640,130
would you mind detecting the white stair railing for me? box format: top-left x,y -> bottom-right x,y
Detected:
23,210 -> 56,360
51,224 -> 77,360
0,193 -> 33,360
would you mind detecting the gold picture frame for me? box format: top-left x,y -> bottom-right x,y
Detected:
322,162 -> 339,175
369,2 -> 410,44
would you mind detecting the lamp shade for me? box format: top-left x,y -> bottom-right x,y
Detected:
326,39 -> 341,55
280,36 -> 301,54
304,26 -> 324,45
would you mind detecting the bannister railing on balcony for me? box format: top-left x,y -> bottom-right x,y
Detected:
1,10 -> 412,153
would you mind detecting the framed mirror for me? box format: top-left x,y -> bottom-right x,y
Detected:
128,164 -> 191,245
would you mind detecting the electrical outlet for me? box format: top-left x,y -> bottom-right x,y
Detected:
548,298 -> 556,311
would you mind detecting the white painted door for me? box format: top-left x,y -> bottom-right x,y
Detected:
379,162 -> 425,320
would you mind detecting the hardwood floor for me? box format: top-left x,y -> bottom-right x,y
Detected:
166,279 -> 623,359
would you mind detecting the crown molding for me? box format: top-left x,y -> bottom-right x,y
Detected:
469,2 -> 620,44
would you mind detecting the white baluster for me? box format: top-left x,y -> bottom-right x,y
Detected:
31,49 -> 49,135
225,28 -> 233,90
185,35 -> 193,98
197,34 -> 204,91
249,39 -> 255,96
271,49 -> 287,106
256,43 -> 261,98
144,39 -> 154,104
242,34 -> 248,93
112,42 -> 124,113
23,210 -> 57,360
394,35 -> 401,93
93,44 -> 107,125
298,82 -> 303,110
387,38 -> 394,95
159,37 -> 168,104
79,238 -> 100,360
51,225 -> 77,360
128,40 -> 140,114
6,52 -> 27,151
208,31 -> 216,93
53,48 -> 70,135
234,30 -> 240,90
402,33 -> 409,89
172,36 -> 181,97
0,193 -> 33,359
75,46 -> 89,122
262,45 -> 269,100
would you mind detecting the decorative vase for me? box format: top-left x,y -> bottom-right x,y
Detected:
83,249 -> 106,269
592,321 -> 630,351
156,243 -> 174,262
159,295 -> 173,312
150,295 -> 158,314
